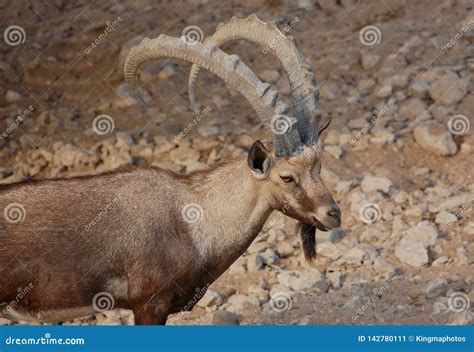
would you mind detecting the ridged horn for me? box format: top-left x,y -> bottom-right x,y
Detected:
187,14 -> 320,144
124,34 -> 302,157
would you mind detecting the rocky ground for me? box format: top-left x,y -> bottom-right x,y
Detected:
0,0 -> 473,325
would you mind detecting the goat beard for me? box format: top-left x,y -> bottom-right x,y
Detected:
297,222 -> 317,261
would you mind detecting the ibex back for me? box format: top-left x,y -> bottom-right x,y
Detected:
0,15 -> 340,325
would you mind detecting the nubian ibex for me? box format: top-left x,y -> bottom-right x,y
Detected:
0,15 -> 340,325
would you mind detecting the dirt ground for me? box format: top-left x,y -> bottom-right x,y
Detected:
0,0 -> 473,325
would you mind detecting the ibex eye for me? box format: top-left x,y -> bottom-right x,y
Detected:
280,175 -> 294,183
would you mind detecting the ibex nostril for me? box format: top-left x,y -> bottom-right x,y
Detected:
327,208 -> 341,222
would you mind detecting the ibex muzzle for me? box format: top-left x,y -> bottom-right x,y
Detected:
0,15 -> 340,325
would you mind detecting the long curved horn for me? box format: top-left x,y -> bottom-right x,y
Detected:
187,14 -> 320,144
124,34 -> 302,156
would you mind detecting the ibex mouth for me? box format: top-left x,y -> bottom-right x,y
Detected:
311,216 -> 332,231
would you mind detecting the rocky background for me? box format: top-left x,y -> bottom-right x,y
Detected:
0,0 -> 472,325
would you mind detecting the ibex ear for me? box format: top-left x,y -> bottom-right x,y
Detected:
318,117 -> 332,137
247,141 -> 272,180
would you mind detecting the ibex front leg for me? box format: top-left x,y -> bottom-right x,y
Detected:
133,299 -> 170,325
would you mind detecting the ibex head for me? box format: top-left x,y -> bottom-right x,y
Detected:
124,14 -> 341,260
247,139 -> 340,232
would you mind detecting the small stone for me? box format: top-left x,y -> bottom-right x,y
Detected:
5,90 -> 21,103
212,310 -> 240,325
323,130 -> 340,145
247,242 -> 267,254
413,122 -> 457,156
211,94 -> 229,109
413,166 -> 430,176
313,279 -> 331,293
375,82 -> 393,98
399,98 -> 427,119
373,258 -> 396,276
276,242 -> 294,258
318,242 -> 344,260
435,211 -> 457,225
361,54 -> 380,70
246,253 -> 264,271
260,69 -> 279,83
405,204 -> 428,220
425,278 -> 449,299
432,256 -> 450,267
430,73 -> 468,106
456,247 -> 469,266
261,248 -> 278,265
464,223 -> 474,236
197,289 -> 224,308
277,269 -> 324,291
361,174 -> 392,193
449,311 -> 474,325
227,294 -> 260,313
360,227 -> 389,243
348,117 -> 368,129
326,271 -> 343,289
409,221 -> 439,246
394,191 -> 409,204
157,65 -> 176,80
113,83 -> 150,108
270,284 -> 292,297
393,73 -> 409,88
236,134 -> 254,148
320,82 -> 338,100
358,79 -> 376,93
198,125 -> 219,138
335,180 -> 353,194
395,221 -> 438,267
460,135 -> 474,154
324,145 -> 343,159
248,285 -> 270,304
429,192 -> 474,213
321,228 -> 347,243
296,0 -> 314,11
370,130 -> 395,144
408,80 -> 430,98
228,257 -> 247,274
169,147 -> 201,166
395,240 -> 429,267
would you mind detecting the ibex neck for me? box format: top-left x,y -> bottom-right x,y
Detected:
186,157 -> 273,271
